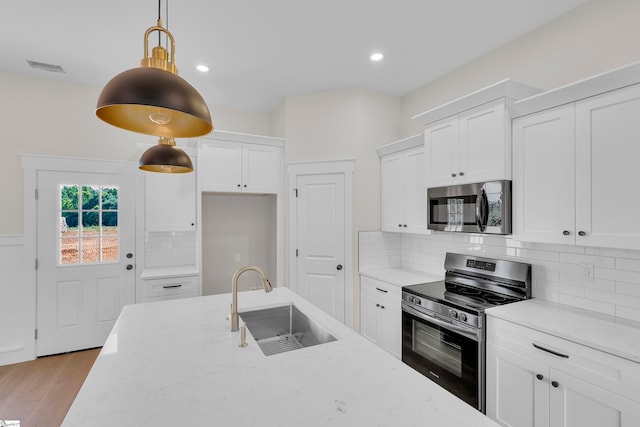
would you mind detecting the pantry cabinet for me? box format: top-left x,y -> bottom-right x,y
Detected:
486,316 -> 640,427
513,83 -> 640,249
425,98 -> 509,187
378,136 -> 427,234
199,139 -> 282,194
360,276 -> 401,359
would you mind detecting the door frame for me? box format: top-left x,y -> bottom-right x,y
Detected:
22,155 -> 138,360
287,160 -> 354,328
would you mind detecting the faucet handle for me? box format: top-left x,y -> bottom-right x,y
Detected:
239,323 -> 248,348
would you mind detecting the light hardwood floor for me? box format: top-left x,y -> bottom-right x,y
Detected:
0,348 -> 100,427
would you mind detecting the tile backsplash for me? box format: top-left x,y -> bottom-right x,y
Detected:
359,231 -> 640,323
144,231 -> 197,268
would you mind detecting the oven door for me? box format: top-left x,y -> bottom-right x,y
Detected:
401,303 -> 483,411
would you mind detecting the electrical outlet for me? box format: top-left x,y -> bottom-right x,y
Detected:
582,263 -> 594,282
234,253 -> 241,262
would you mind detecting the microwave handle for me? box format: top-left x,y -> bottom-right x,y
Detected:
476,187 -> 488,232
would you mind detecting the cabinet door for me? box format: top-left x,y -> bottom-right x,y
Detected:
425,117 -> 459,188
512,105 -> 575,244
575,84 -> 640,250
403,147 -> 427,234
360,289 -> 380,345
380,300 -> 402,359
145,169 -> 196,231
487,343 -> 550,427
242,144 -> 281,194
199,141 -> 243,192
549,369 -> 640,427
380,153 -> 405,232
460,99 -> 509,183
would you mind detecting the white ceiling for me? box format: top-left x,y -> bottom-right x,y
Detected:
1,0 -> 589,112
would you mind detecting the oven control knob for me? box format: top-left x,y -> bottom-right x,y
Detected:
414,297 -> 421,306
449,309 -> 458,319
458,313 -> 467,322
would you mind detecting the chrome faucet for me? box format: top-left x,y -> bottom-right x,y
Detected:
230,266 -> 272,332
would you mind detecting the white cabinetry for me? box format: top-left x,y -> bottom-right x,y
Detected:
360,276 -> 401,359
378,135 -> 427,234
513,83 -> 640,249
145,168 -> 196,232
199,139 -> 281,194
140,274 -> 198,303
425,99 -> 509,187
487,316 -> 640,427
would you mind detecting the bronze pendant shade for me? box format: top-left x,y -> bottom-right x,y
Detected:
139,137 -> 193,173
96,66 -> 212,138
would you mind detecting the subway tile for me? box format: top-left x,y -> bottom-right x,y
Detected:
615,281 -> 640,297
535,279 -> 585,297
557,294 -> 615,316
558,252 -> 615,268
615,306 -> 640,323
586,289 -> 640,309
557,272 -> 615,292
595,267 -> 640,283
615,258 -> 640,272
586,246 -> 640,260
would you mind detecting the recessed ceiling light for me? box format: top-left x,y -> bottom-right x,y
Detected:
196,64 -> 210,73
370,53 -> 384,62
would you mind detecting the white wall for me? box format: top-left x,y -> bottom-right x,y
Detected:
360,231 -> 640,323
400,0 -> 640,136
0,71 -> 272,235
201,193 -> 277,295
280,88 -> 400,326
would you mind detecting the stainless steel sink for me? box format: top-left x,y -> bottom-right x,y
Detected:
240,304 -> 337,356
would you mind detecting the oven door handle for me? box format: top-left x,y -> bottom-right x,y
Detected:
402,303 -> 479,342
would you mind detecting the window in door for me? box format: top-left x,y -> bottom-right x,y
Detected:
59,184 -> 119,265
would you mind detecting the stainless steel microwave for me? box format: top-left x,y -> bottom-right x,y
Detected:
427,180 -> 512,234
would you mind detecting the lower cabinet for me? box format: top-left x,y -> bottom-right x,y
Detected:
360,276 -> 401,359
140,275 -> 198,303
486,316 -> 640,427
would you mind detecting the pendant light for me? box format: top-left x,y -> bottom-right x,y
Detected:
139,137 -> 193,173
96,0 -> 213,139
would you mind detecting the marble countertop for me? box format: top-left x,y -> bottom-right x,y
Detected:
486,298 -> 640,364
62,288 -> 498,427
359,268 -> 443,287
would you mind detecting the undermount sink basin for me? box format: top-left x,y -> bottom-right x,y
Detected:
240,304 -> 337,356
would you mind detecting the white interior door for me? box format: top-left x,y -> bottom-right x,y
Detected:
295,173 -> 345,322
36,171 -> 136,356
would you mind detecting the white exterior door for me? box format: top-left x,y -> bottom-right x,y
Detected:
36,171 -> 136,356
295,173 -> 346,322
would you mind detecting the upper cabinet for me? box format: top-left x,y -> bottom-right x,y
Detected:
513,62 -> 640,250
415,79 -> 541,189
425,99 -> 509,187
377,135 -> 427,234
198,132 -> 284,194
144,149 -> 197,232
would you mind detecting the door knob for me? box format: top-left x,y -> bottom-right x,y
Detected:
563,230 -> 570,236
536,374 -> 544,380
336,264 -> 343,271
126,264 -> 133,270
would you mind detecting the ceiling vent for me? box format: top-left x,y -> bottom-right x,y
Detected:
27,60 -> 66,73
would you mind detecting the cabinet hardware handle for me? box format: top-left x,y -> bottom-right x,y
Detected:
533,343 -> 569,359
380,305 -> 385,309
451,173 -> 457,178
126,253 -> 133,259
578,231 -> 586,236
376,303 -> 380,308
536,374 -> 544,381
163,284 -> 183,289
398,224 -> 402,228
403,224 -> 407,228
126,264 -> 133,270
551,381 -> 559,388
375,287 -> 388,293
237,184 -> 241,187
459,172 -> 464,176
562,230 -> 570,236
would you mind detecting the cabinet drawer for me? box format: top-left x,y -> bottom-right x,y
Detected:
143,275 -> 198,299
488,316 -> 640,401
360,276 -> 401,301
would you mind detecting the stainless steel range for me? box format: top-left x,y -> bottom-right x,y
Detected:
401,252 -> 531,412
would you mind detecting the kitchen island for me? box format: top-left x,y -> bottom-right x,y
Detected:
62,287 -> 499,426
